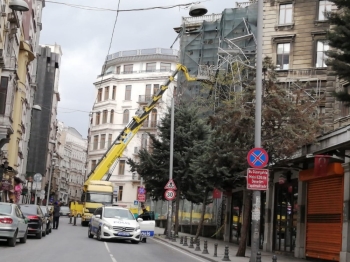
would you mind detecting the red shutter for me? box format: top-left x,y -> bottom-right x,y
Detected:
306,176 -> 343,261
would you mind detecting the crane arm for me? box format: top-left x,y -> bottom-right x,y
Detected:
84,64 -> 197,191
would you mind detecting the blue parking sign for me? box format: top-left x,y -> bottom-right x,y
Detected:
134,200 -> 139,206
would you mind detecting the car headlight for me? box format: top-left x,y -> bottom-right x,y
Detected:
134,226 -> 140,231
103,224 -> 113,230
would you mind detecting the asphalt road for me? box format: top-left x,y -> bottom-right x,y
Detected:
0,217 -> 206,262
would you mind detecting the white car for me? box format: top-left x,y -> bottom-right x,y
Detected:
88,206 -> 155,244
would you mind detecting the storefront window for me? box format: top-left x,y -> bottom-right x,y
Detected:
274,179 -> 298,252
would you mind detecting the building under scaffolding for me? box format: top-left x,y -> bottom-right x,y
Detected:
174,2 -> 258,107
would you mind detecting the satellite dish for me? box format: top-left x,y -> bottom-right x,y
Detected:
33,173 -> 42,182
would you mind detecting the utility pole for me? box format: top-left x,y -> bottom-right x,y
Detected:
167,97 -> 175,238
251,0 -> 263,261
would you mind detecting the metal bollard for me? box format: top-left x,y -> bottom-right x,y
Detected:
202,240 -> 209,254
195,238 -> 201,251
257,252 -> 262,262
189,237 -> 194,248
73,216 -> 77,226
222,245 -> 231,261
183,236 -> 188,246
69,216 -> 72,224
214,243 -> 218,257
180,236 -> 184,244
272,255 -> 278,262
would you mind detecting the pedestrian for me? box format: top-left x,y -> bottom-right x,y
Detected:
53,201 -> 61,229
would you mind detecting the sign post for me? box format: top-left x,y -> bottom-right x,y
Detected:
247,147 -> 269,262
165,177 -> 177,238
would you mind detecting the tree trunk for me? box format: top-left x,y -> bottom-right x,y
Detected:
195,188 -> 209,241
236,190 -> 252,257
174,190 -> 181,236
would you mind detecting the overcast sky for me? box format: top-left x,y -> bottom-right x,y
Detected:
40,0 -> 234,137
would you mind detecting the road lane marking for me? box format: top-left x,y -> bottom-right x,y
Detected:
104,242 -> 117,262
152,238 -> 207,262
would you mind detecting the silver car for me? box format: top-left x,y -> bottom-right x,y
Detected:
0,202 -> 28,247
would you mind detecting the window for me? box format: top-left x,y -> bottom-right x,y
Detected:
316,40 -> 329,68
123,109 -> 129,124
102,110 -> 108,123
145,84 -> 152,97
279,4 -> 293,24
118,186 -> 123,201
100,134 -> 106,149
160,62 -> 171,72
151,109 -> 157,127
318,0 -> 332,21
91,160 -> 97,170
141,133 -> 148,150
118,160 -> 125,175
108,134 -> 112,147
125,85 -> 132,100
276,43 -> 290,70
112,86 -> 116,99
97,88 -> 102,102
146,62 -> 156,72
116,66 -> 121,74
153,84 -> 160,95
110,110 -> 114,123
124,64 -> 133,73
93,135 -> 98,150
104,86 -> 109,100
0,77 -> 8,114
95,112 -> 100,125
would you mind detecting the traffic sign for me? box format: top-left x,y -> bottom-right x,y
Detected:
247,148 -> 269,168
164,179 -> 177,190
137,194 -> 146,202
134,200 -> 139,206
138,187 -> 146,194
164,189 -> 176,201
246,168 -> 269,191
33,173 -> 42,182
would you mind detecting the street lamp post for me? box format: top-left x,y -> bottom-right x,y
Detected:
251,0 -> 264,261
46,155 -> 57,209
166,3 -> 208,240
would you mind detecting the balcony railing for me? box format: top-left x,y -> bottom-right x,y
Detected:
138,94 -> 162,103
106,48 -> 179,61
98,69 -> 173,78
142,120 -> 159,128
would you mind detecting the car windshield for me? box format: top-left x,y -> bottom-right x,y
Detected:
104,209 -> 135,220
20,205 -> 38,215
86,193 -> 112,204
0,204 -> 12,215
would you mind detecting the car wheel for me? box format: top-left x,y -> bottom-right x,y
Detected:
96,228 -> 102,241
131,240 -> 140,244
20,230 -> 27,244
88,226 -> 94,238
7,230 -> 17,247
36,229 -> 42,239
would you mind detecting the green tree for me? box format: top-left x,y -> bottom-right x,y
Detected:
128,104 -> 210,235
193,57 -> 322,256
326,0 -> 350,102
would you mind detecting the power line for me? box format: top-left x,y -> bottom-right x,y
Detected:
45,1 -> 204,12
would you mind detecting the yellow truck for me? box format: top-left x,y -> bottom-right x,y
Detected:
79,181 -> 113,226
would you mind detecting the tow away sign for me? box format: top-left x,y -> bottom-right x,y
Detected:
247,168 -> 269,191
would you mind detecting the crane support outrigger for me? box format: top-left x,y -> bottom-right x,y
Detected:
75,64 -> 210,226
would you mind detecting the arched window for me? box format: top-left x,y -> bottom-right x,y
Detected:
141,133 -> 148,150
95,112 -> 100,125
151,109 -> 157,127
123,109 -> 129,124
102,110 -> 108,123
110,110 -> 114,123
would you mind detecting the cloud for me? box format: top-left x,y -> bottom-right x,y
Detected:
40,0 -> 233,137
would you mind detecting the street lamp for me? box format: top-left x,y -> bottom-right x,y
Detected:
46,154 -> 57,209
9,0 -> 29,12
166,3 -> 208,239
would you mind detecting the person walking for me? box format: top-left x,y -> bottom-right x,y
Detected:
53,201 -> 61,229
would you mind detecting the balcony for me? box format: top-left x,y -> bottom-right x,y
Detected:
138,94 -> 162,104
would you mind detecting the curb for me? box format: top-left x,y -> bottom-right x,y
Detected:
154,235 -> 218,262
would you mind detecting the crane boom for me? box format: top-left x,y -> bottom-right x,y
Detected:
84,64 -> 198,191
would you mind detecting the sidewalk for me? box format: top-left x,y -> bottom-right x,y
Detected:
153,227 -> 306,262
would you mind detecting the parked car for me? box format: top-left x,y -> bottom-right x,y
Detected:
19,204 -> 47,239
0,202 -> 28,247
60,206 -> 70,216
39,206 -> 52,235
